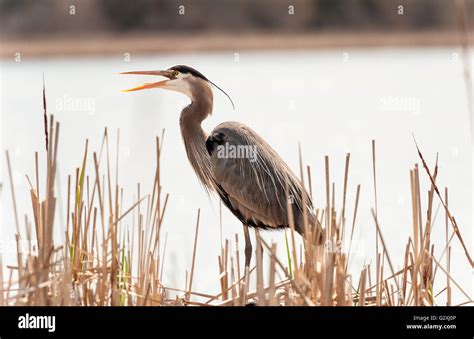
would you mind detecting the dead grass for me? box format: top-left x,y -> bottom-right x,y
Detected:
1,103 -> 472,306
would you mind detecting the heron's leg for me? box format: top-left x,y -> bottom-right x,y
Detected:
243,224 -> 252,268
255,229 -> 263,261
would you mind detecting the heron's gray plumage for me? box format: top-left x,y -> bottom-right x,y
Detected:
207,121 -> 314,234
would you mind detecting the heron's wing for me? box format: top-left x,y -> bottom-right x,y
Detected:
207,121 -> 311,231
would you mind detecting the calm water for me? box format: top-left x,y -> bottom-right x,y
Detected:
1,48 -> 472,303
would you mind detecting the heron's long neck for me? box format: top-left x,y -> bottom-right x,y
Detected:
179,96 -> 215,191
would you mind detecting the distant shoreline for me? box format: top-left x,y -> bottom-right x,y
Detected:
0,30 -> 470,59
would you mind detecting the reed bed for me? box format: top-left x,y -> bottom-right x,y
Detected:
1,92 -> 472,307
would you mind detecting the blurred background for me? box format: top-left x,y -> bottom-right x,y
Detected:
1,0 -> 473,36
1,0 -> 474,57
0,0 -> 472,303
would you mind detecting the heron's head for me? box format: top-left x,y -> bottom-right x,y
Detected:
121,65 -> 234,109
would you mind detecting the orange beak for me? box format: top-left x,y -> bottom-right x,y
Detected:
120,70 -> 173,92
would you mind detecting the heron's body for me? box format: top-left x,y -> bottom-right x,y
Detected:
207,121 -> 312,234
122,65 -> 323,267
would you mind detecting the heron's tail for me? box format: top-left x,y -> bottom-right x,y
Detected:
295,209 -> 325,245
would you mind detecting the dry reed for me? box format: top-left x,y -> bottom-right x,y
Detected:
1,91 -> 472,307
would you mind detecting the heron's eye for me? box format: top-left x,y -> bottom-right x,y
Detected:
172,70 -> 179,77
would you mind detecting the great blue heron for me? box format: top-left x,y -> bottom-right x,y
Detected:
122,65 -> 323,268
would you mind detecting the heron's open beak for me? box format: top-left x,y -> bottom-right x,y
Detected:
120,70 -> 173,92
